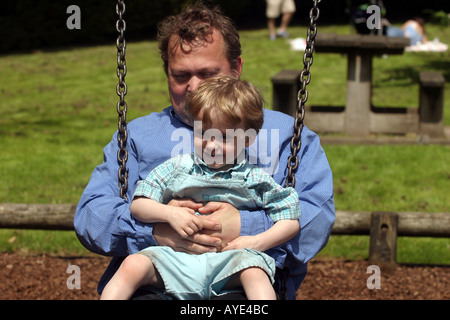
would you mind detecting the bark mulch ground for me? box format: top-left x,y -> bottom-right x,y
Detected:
1,252 -> 448,300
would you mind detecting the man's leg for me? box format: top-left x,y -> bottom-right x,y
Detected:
268,18 -> 277,40
279,12 -> 294,34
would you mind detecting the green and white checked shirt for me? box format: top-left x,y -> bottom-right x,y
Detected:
134,153 -> 300,222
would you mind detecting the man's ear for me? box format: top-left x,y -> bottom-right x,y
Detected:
233,56 -> 243,78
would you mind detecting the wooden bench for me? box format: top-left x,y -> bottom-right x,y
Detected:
419,71 -> 445,138
271,70 -> 301,117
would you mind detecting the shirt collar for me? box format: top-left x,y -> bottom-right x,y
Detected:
170,107 -> 193,129
193,150 -> 248,175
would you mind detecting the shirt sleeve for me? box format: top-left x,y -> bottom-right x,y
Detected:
246,168 -> 301,222
74,129 -> 157,257
133,156 -> 178,202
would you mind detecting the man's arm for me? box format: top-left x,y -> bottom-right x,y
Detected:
284,126 -> 335,265
74,132 -> 153,256
272,126 -> 335,268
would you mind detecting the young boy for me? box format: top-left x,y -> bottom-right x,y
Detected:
100,76 -> 300,300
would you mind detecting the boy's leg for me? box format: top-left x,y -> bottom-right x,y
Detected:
100,253 -> 163,300
240,267 -> 276,300
226,267 -> 276,300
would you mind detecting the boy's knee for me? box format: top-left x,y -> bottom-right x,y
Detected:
120,254 -> 149,273
240,267 -> 267,280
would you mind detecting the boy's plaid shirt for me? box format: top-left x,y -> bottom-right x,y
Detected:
134,153 -> 300,222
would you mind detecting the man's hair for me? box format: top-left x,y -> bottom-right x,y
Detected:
186,76 -> 264,132
157,1 -> 242,75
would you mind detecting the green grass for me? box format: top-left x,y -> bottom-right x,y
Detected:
0,229 -> 89,256
316,235 -> 450,265
326,145 -> 449,212
1,24 -> 449,264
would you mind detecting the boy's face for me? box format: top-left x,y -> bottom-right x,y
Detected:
193,110 -> 256,170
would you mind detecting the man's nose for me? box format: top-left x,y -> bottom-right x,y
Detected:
187,76 -> 202,92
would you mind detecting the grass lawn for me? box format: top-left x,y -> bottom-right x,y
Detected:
0,24 -> 449,264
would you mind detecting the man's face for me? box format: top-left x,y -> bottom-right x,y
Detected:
167,29 -> 242,125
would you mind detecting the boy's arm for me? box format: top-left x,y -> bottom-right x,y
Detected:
222,219 -> 299,252
130,197 -> 176,223
131,197 -> 203,238
252,219 -> 299,251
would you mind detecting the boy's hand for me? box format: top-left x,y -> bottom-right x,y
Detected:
221,235 -> 260,251
153,199 -> 222,254
153,200 -> 241,254
168,207 -> 203,238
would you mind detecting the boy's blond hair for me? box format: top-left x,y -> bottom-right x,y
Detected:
186,76 -> 264,132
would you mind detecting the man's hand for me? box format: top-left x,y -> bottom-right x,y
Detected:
153,199 -> 221,254
152,200 -> 241,254
197,202 -> 241,251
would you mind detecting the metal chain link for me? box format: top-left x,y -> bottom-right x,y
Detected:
116,0 -> 129,200
286,0 -> 320,189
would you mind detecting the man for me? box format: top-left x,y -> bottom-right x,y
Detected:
74,2 -> 335,300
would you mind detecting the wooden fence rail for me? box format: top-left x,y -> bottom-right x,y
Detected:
1,203 -> 449,236
0,203 -> 76,231
1,203 -> 449,269
332,210 -> 450,237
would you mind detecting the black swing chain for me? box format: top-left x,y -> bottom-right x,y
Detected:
279,0 -> 320,300
116,0 -> 129,200
286,0 -> 320,189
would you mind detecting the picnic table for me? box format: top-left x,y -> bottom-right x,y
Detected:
312,33 -> 410,135
272,34 -> 445,138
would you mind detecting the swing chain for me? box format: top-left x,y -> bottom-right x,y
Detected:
286,0 -> 320,188
116,0 -> 129,200
279,0 -> 320,300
